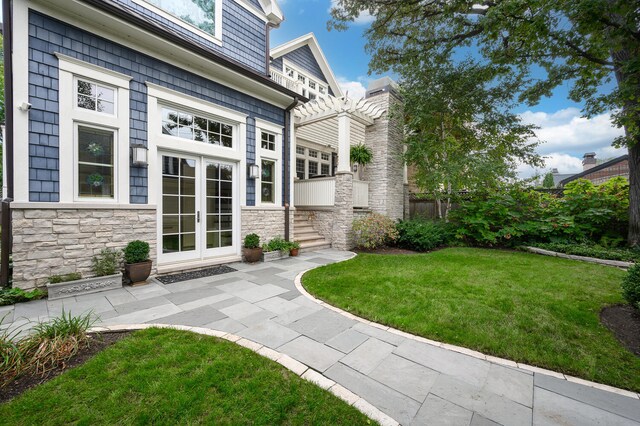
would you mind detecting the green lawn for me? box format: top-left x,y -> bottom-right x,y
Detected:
0,328 -> 373,425
303,247 -> 640,392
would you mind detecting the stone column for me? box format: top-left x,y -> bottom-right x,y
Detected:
332,171 -> 354,250
363,78 -> 405,221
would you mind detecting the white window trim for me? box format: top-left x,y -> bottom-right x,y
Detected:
146,83 -> 247,207
132,0 -> 223,45
282,60 -> 328,99
295,142 -> 332,180
255,118 -> 283,206
58,55 -> 131,204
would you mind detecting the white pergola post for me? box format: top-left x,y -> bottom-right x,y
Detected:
337,112 -> 352,172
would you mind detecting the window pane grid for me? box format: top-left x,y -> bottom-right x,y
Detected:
76,79 -> 115,114
77,126 -> 115,198
162,107 -> 233,148
261,131 -> 276,151
162,156 -> 197,254
206,162 -> 233,249
261,159 -> 275,203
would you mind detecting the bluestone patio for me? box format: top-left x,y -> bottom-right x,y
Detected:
1,250 -> 639,426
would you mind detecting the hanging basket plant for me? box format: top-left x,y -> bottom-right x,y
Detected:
350,144 -> 373,166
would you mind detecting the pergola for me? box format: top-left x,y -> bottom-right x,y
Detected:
294,95 -> 385,172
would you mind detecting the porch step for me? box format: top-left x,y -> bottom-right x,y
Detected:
293,211 -> 331,252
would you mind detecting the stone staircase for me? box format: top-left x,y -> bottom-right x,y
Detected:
293,211 -> 331,252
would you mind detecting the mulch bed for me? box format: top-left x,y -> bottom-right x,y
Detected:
353,246 -> 421,255
156,265 -> 236,284
600,305 -> 640,356
0,331 -> 131,404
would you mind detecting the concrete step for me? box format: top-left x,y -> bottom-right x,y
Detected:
295,234 -> 327,243
293,229 -> 322,238
300,240 -> 332,252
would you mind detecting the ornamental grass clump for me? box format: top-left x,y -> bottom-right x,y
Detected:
0,311 -> 95,388
351,213 -> 399,249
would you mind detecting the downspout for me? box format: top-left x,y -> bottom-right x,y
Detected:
1,0 -> 14,287
264,22 -> 279,77
283,97 -> 299,241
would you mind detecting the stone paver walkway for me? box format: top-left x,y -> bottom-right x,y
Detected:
1,249 -> 639,425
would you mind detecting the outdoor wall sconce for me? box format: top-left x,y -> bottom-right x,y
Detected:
131,144 -> 148,166
248,163 -> 260,179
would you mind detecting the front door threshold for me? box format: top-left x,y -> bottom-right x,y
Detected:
156,255 -> 242,275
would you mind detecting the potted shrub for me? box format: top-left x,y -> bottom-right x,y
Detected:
289,241 -> 301,257
262,237 -> 290,262
124,240 -> 152,285
46,248 -> 123,300
243,233 -> 263,263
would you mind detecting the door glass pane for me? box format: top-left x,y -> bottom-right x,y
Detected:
161,155 -> 198,255
206,160 -> 234,250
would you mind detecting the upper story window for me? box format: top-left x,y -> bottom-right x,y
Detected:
261,132 -> 276,151
283,63 -> 329,99
162,107 -> 233,148
76,78 -> 115,114
134,0 -> 222,44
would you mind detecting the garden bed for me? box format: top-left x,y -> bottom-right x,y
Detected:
1,331 -> 130,403
601,305 -> 640,356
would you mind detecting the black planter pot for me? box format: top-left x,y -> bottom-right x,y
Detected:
125,260 -> 152,285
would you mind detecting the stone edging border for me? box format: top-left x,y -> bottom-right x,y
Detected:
89,323 -> 399,426
525,246 -> 634,269
294,252 -> 640,401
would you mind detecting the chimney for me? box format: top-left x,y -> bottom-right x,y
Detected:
582,152 -> 597,171
551,168 -> 559,174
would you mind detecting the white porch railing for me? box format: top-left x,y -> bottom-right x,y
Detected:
294,178 -> 369,208
270,68 -> 302,95
353,180 -> 369,208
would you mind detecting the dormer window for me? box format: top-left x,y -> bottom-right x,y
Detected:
134,0 -> 223,44
281,62 -> 329,99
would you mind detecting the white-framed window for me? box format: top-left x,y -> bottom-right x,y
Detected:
295,144 -> 333,179
56,53 -> 132,204
282,61 -> 329,99
255,119 -> 282,206
161,106 -> 234,148
132,0 -> 223,45
261,131 -> 276,151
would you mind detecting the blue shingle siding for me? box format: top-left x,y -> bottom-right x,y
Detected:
28,10 -> 285,203
281,45 -> 328,85
114,0 -> 267,74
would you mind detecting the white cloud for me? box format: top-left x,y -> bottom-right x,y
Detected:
517,108 -> 627,178
329,0 -> 375,25
337,76 -> 368,100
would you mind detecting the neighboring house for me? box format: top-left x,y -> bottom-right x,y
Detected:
558,153 -> 630,187
2,0 -> 405,289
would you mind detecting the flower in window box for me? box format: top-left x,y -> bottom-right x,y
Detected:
87,173 -> 105,188
87,142 -> 104,156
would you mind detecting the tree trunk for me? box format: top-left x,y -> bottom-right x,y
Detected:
629,142 -> 640,247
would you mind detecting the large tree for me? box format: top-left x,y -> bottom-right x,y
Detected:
330,0 -> 640,246
402,58 -> 542,219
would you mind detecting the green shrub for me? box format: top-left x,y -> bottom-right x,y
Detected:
0,288 -> 46,306
91,248 -> 122,277
123,240 -> 150,264
47,273 -> 82,284
244,233 -> 260,249
396,220 -> 453,252
262,237 -> 291,252
527,242 -> 640,263
351,213 -> 399,249
622,265 -> 640,309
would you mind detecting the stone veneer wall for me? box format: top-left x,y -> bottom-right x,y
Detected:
363,91 -> 405,221
12,207 -> 157,290
241,208 -> 292,245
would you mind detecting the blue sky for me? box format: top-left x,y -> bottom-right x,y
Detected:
272,0 -> 627,178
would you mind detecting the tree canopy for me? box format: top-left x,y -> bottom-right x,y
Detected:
329,0 -> 640,245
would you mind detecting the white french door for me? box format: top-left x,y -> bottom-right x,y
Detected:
158,152 -> 238,264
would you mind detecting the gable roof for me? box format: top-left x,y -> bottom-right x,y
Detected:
251,0 -> 284,25
271,33 -> 343,97
559,154 -> 629,186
